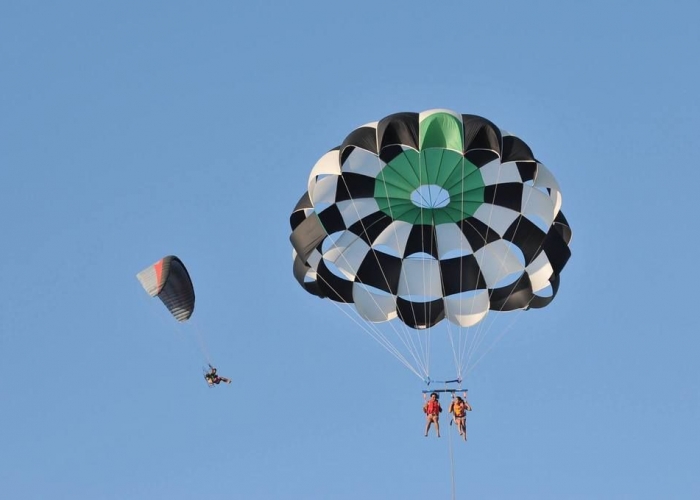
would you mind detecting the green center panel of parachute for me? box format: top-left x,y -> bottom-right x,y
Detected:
374,148 -> 485,225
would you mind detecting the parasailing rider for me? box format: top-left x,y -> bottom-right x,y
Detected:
423,392 -> 442,437
448,395 -> 472,441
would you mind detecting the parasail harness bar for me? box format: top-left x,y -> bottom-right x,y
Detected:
423,377 -> 462,386
422,377 -> 465,394
421,388 -> 467,394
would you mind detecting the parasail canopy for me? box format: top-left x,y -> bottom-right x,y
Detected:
289,109 -> 572,380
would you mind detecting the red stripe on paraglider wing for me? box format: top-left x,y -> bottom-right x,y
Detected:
154,259 -> 164,288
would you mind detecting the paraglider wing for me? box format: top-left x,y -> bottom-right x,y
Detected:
136,255 -> 195,322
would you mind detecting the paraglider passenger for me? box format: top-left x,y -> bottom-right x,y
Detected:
205,364 -> 231,386
423,392 -> 442,437
448,395 -> 472,441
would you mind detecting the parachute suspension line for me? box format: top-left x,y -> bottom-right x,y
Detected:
140,293 -> 214,366
464,223 -> 544,373
312,258 -> 426,380
143,294 -> 188,342
464,280 -> 525,371
463,310 -> 494,374
460,153 -> 495,375
455,154 -> 471,380
141,291 -> 172,331
457,155 -> 523,374
439,153 -> 476,383
315,262 -> 424,376
467,304 -> 530,374
342,160 -> 432,377
387,150 -> 431,370
446,320 -> 464,382
464,304 -> 528,376
418,148 -> 430,377
318,249 -> 429,378
310,198 -> 425,376
189,319 -> 213,366
333,169 -> 431,377
461,153 -> 507,372
439,155 -> 484,380
373,149 -> 430,370
329,299 -> 425,379
461,159 -> 545,374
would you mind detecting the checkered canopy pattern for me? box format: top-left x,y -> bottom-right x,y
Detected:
290,110 -> 572,329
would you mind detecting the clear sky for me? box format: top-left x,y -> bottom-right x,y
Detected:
2,1 -> 699,499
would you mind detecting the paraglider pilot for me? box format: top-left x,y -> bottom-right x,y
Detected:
205,364 -> 231,386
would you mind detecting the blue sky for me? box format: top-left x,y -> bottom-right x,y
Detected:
1,1 -> 699,499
